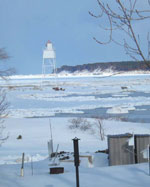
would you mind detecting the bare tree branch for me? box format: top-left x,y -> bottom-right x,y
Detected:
0,48 -> 13,144
89,0 -> 150,68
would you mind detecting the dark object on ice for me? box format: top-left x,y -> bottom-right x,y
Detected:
50,167 -> 64,174
60,87 -> 65,91
52,87 -> 59,91
121,86 -> 128,90
17,135 -> 22,139
52,87 -> 65,91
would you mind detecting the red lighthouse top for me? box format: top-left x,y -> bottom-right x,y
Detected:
46,40 -> 51,47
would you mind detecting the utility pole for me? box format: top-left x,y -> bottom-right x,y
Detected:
73,137 -> 80,187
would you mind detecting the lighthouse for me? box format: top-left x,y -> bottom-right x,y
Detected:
42,40 -> 56,76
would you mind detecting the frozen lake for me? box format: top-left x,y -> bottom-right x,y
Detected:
1,74 -> 150,187
1,74 -> 150,123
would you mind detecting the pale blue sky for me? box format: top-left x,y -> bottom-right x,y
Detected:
0,0 -> 148,74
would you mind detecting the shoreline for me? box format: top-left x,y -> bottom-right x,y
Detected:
4,71 -> 150,80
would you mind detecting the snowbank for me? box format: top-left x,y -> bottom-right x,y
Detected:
0,158 -> 150,187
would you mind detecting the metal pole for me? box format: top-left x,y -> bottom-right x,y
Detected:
73,137 -> 80,187
21,152 -> 25,177
149,145 -> 150,176
75,166 -> 79,187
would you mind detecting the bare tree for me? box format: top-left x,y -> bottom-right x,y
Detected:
68,117 -> 106,141
89,0 -> 150,68
68,117 -> 92,131
94,118 -> 105,141
0,48 -> 13,144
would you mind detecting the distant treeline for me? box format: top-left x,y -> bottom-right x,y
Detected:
57,61 -> 149,73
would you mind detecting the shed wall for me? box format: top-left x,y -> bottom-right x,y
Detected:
108,136 -> 134,166
135,135 -> 150,163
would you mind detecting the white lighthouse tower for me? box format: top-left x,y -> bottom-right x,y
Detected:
42,40 -> 56,76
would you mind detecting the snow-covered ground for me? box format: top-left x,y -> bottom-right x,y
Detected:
1,117 -> 150,187
1,159 -> 150,187
1,74 -> 150,186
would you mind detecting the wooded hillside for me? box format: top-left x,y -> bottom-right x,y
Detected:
57,61 -> 149,73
